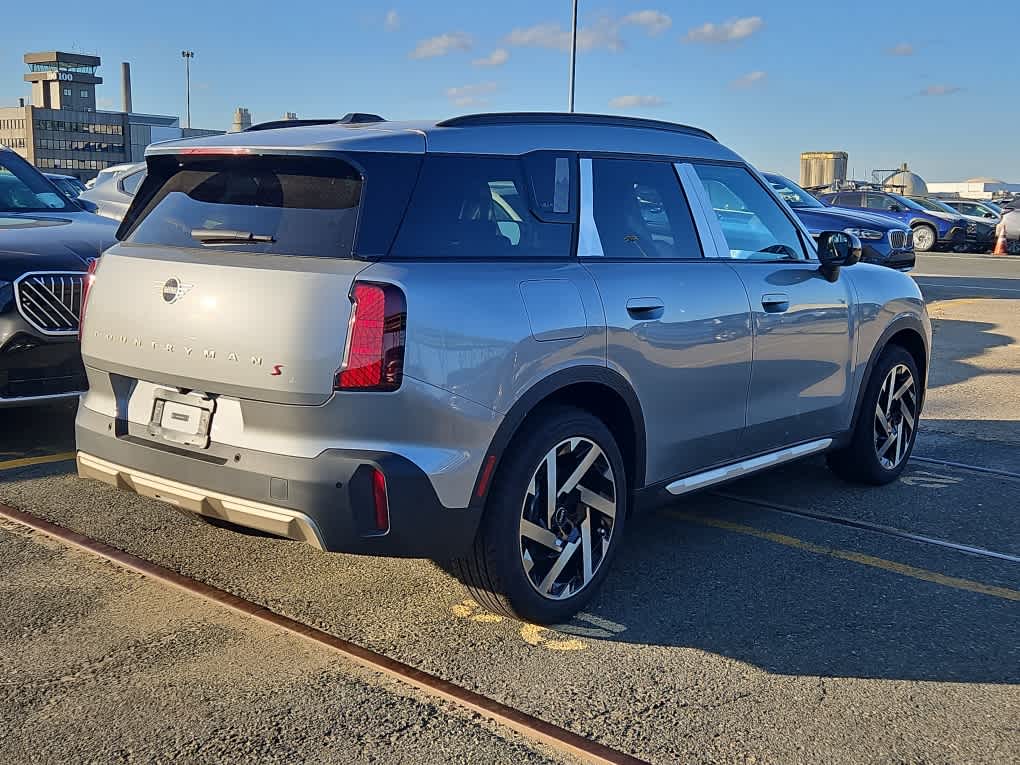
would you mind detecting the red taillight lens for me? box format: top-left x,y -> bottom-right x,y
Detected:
371,468 -> 389,532
78,258 -> 99,342
335,282 -> 406,391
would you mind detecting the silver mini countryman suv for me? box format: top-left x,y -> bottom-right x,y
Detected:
75,113 -> 931,624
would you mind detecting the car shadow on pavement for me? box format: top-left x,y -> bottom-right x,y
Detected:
927,316 -> 1017,390
577,504 -> 1020,685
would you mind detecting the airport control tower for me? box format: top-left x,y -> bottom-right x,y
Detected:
23,51 -> 102,112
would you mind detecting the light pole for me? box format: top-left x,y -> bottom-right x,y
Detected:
567,0 -> 578,112
181,51 -> 194,128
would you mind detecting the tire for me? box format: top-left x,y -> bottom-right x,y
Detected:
451,406 -> 627,624
827,345 -> 922,485
912,224 -> 937,252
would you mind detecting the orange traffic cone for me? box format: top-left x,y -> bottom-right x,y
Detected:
993,226 -> 1008,256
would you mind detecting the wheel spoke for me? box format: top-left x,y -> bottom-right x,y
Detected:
544,448 -> 557,528
579,513 -> 593,585
521,519 -> 562,552
876,408 -> 894,436
539,539 -> 580,595
894,425 -> 903,464
892,378 -> 913,404
578,486 -> 616,520
559,444 -> 603,498
885,372 -> 896,415
900,403 -> 915,432
877,432 -> 897,459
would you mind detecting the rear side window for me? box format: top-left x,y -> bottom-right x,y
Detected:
389,154 -> 574,258
120,169 -> 145,196
123,155 -> 362,257
589,158 -> 703,259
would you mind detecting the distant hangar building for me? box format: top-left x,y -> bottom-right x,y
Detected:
800,151 -> 848,189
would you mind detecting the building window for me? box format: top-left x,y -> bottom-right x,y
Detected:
80,90 -> 89,98
63,88 -> 72,97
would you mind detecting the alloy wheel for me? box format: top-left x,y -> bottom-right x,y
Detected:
874,364 -> 917,470
519,437 -> 618,601
913,226 -> 935,251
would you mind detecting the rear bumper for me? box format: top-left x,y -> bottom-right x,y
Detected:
75,406 -> 482,559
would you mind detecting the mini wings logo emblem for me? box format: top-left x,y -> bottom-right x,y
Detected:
159,277 -> 194,304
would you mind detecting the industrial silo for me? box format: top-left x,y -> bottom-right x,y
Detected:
881,163 -> 928,195
800,151 -> 848,189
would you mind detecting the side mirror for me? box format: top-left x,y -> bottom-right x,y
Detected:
816,231 -> 861,281
77,198 -> 99,214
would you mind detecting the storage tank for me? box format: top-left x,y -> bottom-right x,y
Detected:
800,151 -> 848,189
882,163 -> 927,195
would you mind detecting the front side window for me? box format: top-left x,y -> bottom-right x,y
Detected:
834,192 -> 862,207
866,193 -> 905,212
588,158 -> 702,259
390,154 -> 573,258
0,150 -> 73,212
693,164 -> 806,260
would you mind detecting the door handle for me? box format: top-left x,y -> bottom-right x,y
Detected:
626,297 -> 665,320
761,293 -> 790,313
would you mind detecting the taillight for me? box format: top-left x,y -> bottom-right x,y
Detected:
371,467 -> 390,532
78,257 -> 99,342
335,282 -> 406,392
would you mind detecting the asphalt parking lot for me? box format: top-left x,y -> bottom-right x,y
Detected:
1,253 -> 1018,764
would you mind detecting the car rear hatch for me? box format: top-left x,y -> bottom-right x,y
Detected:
80,145 -> 421,405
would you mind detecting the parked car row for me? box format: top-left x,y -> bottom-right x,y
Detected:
0,147 -> 117,407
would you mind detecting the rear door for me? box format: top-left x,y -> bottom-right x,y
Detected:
81,150 -> 421,405
682,162 -> 854,455
579,157 -> 752,483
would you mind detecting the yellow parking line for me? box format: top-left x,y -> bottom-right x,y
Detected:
671,512 -> 1020,602
0,452 -> 76,472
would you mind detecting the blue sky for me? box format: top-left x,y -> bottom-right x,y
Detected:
3,1 -> 1017,182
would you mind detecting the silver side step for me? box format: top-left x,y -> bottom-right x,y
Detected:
666,438 -> 832,496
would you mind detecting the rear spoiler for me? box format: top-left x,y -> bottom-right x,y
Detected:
244,113 -> 386,132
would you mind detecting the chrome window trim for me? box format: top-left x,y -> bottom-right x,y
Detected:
576,158 -> 605,257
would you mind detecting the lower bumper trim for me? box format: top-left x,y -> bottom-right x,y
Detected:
77,451 -> 327,550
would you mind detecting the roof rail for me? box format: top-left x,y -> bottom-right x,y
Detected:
436,112 -> 717,142
337,112 -> 385,124
244,118 -> 341,132
243,113 -> 386,132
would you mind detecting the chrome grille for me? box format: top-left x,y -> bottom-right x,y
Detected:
14,272 -> 86,335
888,230 -> 908,249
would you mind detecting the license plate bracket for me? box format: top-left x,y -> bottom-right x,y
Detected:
148,390 -> 216,448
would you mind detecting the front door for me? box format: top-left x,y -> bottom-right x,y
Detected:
578,157 -> 753,484
682,162 -> 854,456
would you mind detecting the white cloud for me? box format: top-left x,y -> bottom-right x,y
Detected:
920,84 -> 962,96
506,19 -> 624,52
621,10 -> 672,35
684,16 -> 763,44
473,48 -> 510,67
608,94 -> 666,109
888,42 -> 914,56
446,81 -> 498,107
410,31 -> 473,60
731,70 -> 767,89
384,10 -> 400,31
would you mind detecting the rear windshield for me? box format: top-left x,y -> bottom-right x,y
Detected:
123,155 -> 362,257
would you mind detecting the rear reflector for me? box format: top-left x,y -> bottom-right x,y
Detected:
476,455 -> 497,499
371,468 -> 389,532
78,257 -> 99,342
335,282 -> 406,391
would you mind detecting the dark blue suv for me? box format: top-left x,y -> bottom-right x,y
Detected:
818,189 -> 966,253
765,174 -> 914,270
